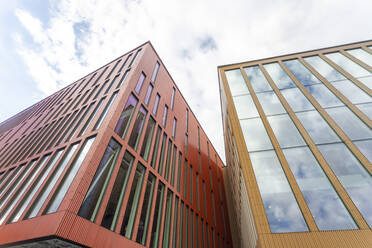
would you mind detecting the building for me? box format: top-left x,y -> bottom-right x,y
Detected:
0,42 -> 232,247
218,40 -> 372,248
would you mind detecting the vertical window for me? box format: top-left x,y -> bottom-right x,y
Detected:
44,136 -> 96,214
106,59 -> 121,79
150,126 -> 162,168
104,75 -> 119,94
189,166 -> 193,204
170,145 -> 177,186
162,189 -> 173,248
101,151 -> 134,230
150,181 -> 165,248
179,201 -> 184,248
115,94 -> 138,139
164,140 -> 173,181
93,91 -> 118,130
172,118 -> 177,139
190,210 -> 194,248
185,109 -> 189,132
151,61 -> 160,83
157,133 -> 168,175
79,97 -> 105,137
135,72 -> 146,94
128,49 -> 141,68
162,105 -> 168,127
116,69 -> 130,89
128,106 -> 148,150
170,87 -> 176,109
78,139 -> 121,221
118,54 -> 132,72
197,127 -> 200,150
25,143 -> 80,220
177,152 -> 182,192
184,160 -> 188,199
196,173 -> 200,211
185,134 -> 188,156
198,152 -> 202,173
152,94 -> 160,116
140,117 -> 156,161
206,223 -> 210,248
195,214 -> 199,248
202,181 -> 207,217
136,172 -> 156,245
120,162 -> 146,238
185,206 -> 189,248
211,191 -> 217,226
172,197 -> 179,248
225,69 -> 249,96
144,84 -> 154,105
66,102 -> 94,142
201,219 -> 205,248
93,80 -> 108,100
209,167 -> 213,187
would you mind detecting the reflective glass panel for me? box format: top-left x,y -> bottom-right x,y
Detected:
283,147 -> 357,230
256,91 -> 286,116
296,110 -> 340,144
244,66 -> 273,93
135,72 -> 146,94
332,79 -> 371,104
267,114 -> 306,148
232,95 -> 259,119
153,94 -> 160,115
326,106 -> 372,140
356,103 -> 372,120
225,69 -> 249,96
150,182 -> 165,248
250,150 -> 308,232
283,59 -> 322,85
162,189 -> 173,248
263,62 -> 296,89
140,117 -> 156,161
115,94 -> 138,138
144,84 -> 153,105
128,106 -> 148,150
359,76 -> 372,89
354,139 -> 372,163
325,52 -> 371,78
240,118 -> 273,152
281,88 -> 314,112
304,56 -> 346,82
346,48 -> 372,66
151,62 -> 160,83
318,143 -> 372,227
305,84 -> 344,108
94,92 -> 118,130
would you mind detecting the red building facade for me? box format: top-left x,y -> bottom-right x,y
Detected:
0,42 -> 232,247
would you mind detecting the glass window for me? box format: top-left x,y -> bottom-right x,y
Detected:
118,54 -> 132,72
149,181 -> 165,248
101,151 -> 134,230
144,84 -> 154,105
115,94 -> 138,138
162,105 -> 168,127
267,114 -> 306,148
179,202 -> 184,248
66,102 -> 94,142
78,139 -> 121,221
332,79 -> 371,104
44,137 -> 96,214
354,139 -> 372,163
326,106 -> 372,140
136,172 -> 156,245
240,118 -> 273,152
256,91 -> 286,116
104,75 -> 119,95
325,52 -> 371,78
0,166 -> 25,207
177,152 -> 182,192
202,181 -> 207,217
283,147 -> 357,230
171,145 -> 177,186
128,48 -> 141,68
211,191 -> 217,226
225,69 -> 249,96
164,140 -> 173,181
153,94 -> 160,115
347,48 -> 372,66
263,62 -> 296,89
303,56 -> 346,82
171,87 -> 176,109
356,103 -> 372,120
25,143 -> 80,219
120,162 -> 146,238
93,91 -> 118,130
359,76 -> 372,89
172,197 -> 179,248
283,59 -> 322,85
79,97 -> 105,137
244,66 -> 273,92
185,206 -> 189,248
196,173 -> 200,211
296,110 -> 340,144
162,189 -> 173,248
250,150 -> 308,232
190,210 -> 194,248
140,117 -> 156,161
305,84 -> 344,108
135,72 -> 146,94
158,133 -> 168,175
318,143 -> 372,227
186,109 -> 189,132
151,61 -> 160,83
172,118 -> 177,138
150,126 -> 162,168
93,80 -> 108,100
232,95 -> 259,119
128,106 -> 148,150
116,69 -> 130,89
189,166 -> 193,204
185,134 -> 188,156
280,87 -> 314,112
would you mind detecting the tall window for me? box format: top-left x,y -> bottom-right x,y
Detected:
150,181 -> 165,248
162,105 -> 168,127
150,127 -> 162,168
185,109 -> 189,132
140,117 -> 156,161
172,118 -> 177,139
135,72 -> 146,94
162,189 -> 173,248
116,69 -> 130,89
153,94 -> 160,116
93,91 -> 118,130
128,106 -> 148,150
151,61 -> 160,83
115,94 -> 138,139
144,84 -> 154,105
171,87 -> 176,109
128,49 -> 141,68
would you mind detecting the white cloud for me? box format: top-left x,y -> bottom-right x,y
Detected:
13,0 -> 372,162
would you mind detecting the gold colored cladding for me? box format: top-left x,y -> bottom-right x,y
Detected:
299,57 -> 372,129
279,60 -> 372,176
239,67 -> 318,232
259,63 -> 369,229
341,49 -> 372,73
319,54 -> 372,97
219,69 -> 271,234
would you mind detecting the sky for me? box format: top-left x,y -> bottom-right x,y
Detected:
0,0 -> 371,161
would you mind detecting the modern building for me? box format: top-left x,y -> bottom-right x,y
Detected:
219,40 -> 372,248
0,42 -> 232,247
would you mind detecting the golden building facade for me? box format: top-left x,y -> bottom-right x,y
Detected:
218,40 -> 372,247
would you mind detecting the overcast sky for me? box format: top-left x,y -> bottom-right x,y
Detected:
1,0 -> 371,161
